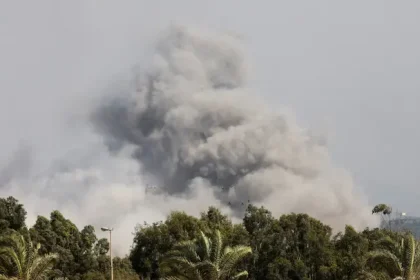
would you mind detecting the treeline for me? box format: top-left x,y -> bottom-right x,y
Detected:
0,196 -> 138,280
0,196 -> 416,280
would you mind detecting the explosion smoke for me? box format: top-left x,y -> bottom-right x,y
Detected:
93,25 -> 376,229
0,25 -> 378,255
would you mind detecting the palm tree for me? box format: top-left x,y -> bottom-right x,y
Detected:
372,204 -> 392,229
356,232 -> 420,280
0,233 -> 58,280
159,230 -> 252,280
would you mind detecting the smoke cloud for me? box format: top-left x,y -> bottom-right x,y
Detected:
93,25 -> 377,228
0,24 -> 378,255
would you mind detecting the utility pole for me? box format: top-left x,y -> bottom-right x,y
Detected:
101,227 -> 114,280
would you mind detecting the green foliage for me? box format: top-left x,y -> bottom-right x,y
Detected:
360,232 -> 420,280
129,211 -> 204,279
159,229 -> 252,279
0,197 -> 134,280
372,204 -> 393,230
0,232 -> 58,279
113,257 -> 140,280
82,271 -> 106,280
0,197 -> 26,233
333,225 -> 369,279
3,196 -> 420,280
372,204 -> 392,216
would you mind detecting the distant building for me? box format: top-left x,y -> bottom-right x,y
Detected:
381,211 -> 420,238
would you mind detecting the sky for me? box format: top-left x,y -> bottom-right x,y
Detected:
0,1 -> 419,251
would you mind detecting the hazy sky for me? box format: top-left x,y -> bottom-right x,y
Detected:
1,1 -> 419,220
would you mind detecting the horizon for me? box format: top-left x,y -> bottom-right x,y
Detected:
1,1 -> 419,255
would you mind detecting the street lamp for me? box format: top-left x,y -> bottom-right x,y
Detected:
101,227 -> 114,280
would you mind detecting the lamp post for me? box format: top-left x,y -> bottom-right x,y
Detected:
101,227 -> 114,280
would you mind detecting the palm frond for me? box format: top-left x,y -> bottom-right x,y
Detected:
160,277 -> 184,280
210,230 -> 223,266
366,249 -> 403,278
219,246 -> 252,278
160,230 -> 251,280
195,260 -> 218,279
355,270 -> 378,280
0,233 -> 58,280
0,234 -> 27,276
165,242 -> 201,263
401,233 -> 415,279
28,253 -> 58,280
374,236 -> 399,254
231,270 -> 248,279
197,231 -> 211,261
160,256 -> 201,279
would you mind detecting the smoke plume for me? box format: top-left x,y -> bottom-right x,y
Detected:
0,25 -> 377,255
93,25 -> 377,228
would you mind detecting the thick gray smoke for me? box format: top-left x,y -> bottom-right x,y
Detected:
0,24 -> 378,256
0,144 -> 32,187
93,25 -> 377,229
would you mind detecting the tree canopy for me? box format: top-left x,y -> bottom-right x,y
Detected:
0,196 -> 415,280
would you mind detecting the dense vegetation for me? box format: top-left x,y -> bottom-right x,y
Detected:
0,196 -> 418,280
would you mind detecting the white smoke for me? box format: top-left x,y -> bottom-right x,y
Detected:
0,24 -> 378,255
